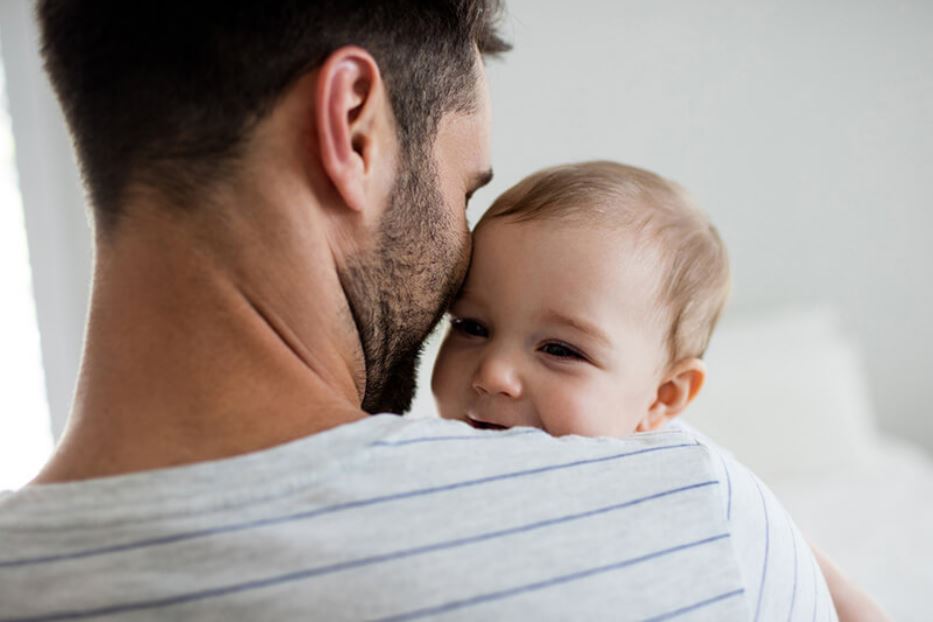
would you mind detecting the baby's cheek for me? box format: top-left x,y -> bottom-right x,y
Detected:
539,378 -> 640,438
537,382 -> 608,437
431,344 -> 466,418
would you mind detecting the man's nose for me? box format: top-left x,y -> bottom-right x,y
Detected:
472,350 -> 523,399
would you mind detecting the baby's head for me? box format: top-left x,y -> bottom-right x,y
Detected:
431,161 -> 730,437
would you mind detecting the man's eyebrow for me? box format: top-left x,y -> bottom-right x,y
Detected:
542,310 -> 612,347
467,168 -> 494,198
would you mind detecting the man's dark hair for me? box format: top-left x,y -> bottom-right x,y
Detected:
37,1 -> 510,230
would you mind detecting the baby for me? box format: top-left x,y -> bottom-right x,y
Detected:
432,160 -> 729,438
430,161 -> 889,620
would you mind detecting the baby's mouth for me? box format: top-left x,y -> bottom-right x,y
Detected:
465,415 -> 509,431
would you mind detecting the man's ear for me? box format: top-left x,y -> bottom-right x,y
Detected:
637,358 -> 707,432
315,46 -> 396,218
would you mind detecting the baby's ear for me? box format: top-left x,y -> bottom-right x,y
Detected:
637,358 -> 707,432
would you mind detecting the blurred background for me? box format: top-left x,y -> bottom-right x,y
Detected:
1,0 -> 930,617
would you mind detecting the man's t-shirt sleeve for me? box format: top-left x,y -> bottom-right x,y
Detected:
694,427 -> 838,622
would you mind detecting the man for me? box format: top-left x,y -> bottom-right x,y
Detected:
0,2 -> 840,620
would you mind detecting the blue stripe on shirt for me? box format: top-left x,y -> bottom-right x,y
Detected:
0,481 -> 721,622
787,519 -> 799,622
642,588 -> 747,622
371,429 -> 539,446
811,555 -> 819,622
754,479 -> 771,622
720,452 -> 733,520
372,534 -> 737,622
0,442 -> 696,568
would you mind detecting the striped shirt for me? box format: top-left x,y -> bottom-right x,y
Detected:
0,415 -> 835,621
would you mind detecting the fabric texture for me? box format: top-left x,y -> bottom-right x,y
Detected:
0,415 -> 834,621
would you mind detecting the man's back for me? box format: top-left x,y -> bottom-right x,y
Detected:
0,416 -> 833,621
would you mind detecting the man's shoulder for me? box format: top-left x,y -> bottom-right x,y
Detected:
0,415 -> 717,519
362,417 -> 732,541
368,416 -> 724,492
379,415 -> 713,459
0,416 -> 760,621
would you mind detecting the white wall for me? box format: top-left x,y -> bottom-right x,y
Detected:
1,1 -> 92,440
414,0 -> 933,453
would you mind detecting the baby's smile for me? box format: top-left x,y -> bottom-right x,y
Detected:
463,414 -> 509,430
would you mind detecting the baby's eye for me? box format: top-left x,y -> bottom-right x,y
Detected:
450,317 -> 488,338
540,342 -> 586,361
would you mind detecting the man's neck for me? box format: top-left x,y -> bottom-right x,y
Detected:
33,205 -> 367,484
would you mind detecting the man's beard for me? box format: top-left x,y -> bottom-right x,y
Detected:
340,148 -> 470,414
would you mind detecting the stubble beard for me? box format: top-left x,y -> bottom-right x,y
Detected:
340,148 -> 470,415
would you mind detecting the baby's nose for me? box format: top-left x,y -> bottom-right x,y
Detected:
471,352 -> 523,399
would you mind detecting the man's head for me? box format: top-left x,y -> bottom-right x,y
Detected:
432,161 -> 731,437
38,1 -> 509,414
38,1 -> 508,228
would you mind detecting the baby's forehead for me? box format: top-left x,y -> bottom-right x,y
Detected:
470,161 -> 728,366
477,193 -> 664,247
474,210 -> 664,269
469,216 -> 669,312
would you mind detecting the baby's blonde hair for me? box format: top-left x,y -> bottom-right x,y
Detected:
478,161 -> 731,365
